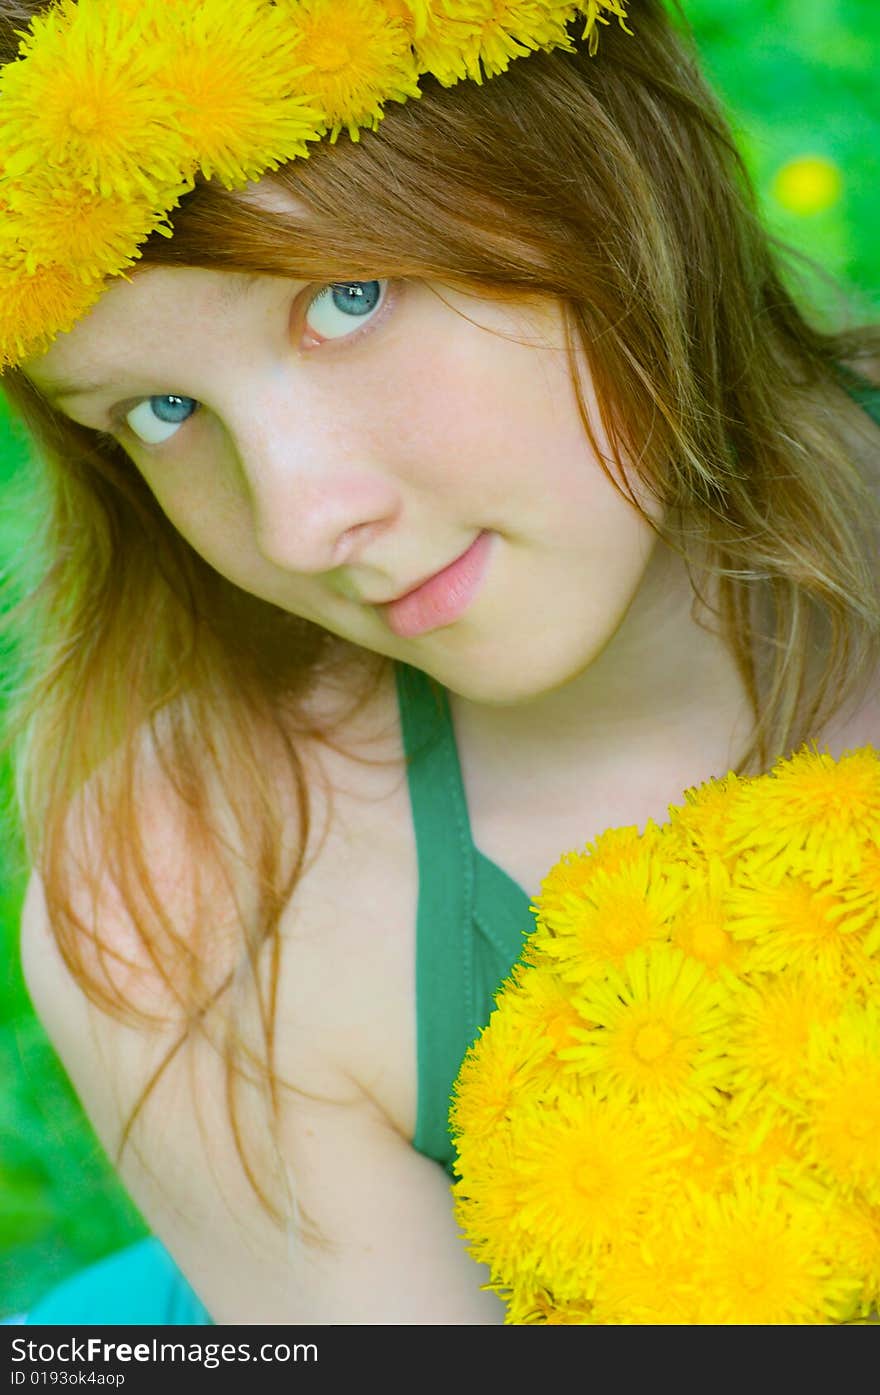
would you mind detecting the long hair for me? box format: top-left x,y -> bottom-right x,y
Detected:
2,0 -> 879,1213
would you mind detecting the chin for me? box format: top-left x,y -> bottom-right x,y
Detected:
421,629 -> 607,707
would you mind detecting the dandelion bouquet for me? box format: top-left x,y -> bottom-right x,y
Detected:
450,746 -> 880,1324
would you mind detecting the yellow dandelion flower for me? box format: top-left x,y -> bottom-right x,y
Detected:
504,1286 -> 597,1324
586,819 -> 665,873
725,1107 -> 810,1185
412,0 -> 575,87
726,863 -> 879,990
412,0 -> 624,88
590,1214 -> 703,1324
0,258 -> 103,368
109,0 -> 193,19
0,201 -> 24,261
531,850 -> 594,932
532,824 -> 657,927
0,0 -> 192,200
155,1 -> 326,187
7,175 -> 168,280
670,861 -> 744,976
537,1301 -> 597,1324
801,1004 -> 880,1204
469,2 -> 578,84
101,0 -> 199,36
449,1003 -> 547,1150
575,1 -> 633,56
662,768 -> 743,868
851,840 -> 880,896
728,746 -> 880,881
667,1118 -> 733,1193
452,1128 -> 547,1289
277,0 -> 422,143
508,1088 -> 682,1295
409,0 -> 487,87
725,973 -> 843,1106
563,945 -> 733,1124
821,1195 -> 880,1321
687,1180 -> 855,1324
451,745 -> 880,1323
838,842 -> 880,954
531,843 -> 683,987
384,0 -> 431,40
502,958 -> 592,1068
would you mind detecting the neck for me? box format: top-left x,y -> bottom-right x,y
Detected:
451,539 -> 755,778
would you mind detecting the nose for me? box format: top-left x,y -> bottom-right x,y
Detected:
236,417 -> 401,575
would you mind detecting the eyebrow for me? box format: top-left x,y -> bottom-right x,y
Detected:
34,376 -> 117,403
32,274 -> 272,404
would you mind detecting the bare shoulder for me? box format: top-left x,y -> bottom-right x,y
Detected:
19,657 -> 498,1322
21,650 -> 410,1021
818,674 -> 880,757
804,590 -> 879,759
17,649 -> 401,1054
818,352 -> 880,753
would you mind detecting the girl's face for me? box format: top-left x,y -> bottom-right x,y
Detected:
25,240 -> 660,705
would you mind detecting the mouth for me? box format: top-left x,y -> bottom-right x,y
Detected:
376,531 -> 494,639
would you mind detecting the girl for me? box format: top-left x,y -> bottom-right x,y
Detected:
2,0 -> 879,1324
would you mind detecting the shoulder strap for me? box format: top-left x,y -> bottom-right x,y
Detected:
393,661 -> 477,1163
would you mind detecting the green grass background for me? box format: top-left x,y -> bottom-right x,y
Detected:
1,0 -> 879,1319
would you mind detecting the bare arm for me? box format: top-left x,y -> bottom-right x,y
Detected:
19,780 -> 504,1325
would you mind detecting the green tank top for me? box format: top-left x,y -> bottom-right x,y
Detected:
394,661 -> 534,1173
395,369 -> 880,1178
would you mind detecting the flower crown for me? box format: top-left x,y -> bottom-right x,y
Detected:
0,0 -> 632,371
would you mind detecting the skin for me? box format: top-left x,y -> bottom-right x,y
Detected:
25,249 -> 753,786
20,223 -> 878,1324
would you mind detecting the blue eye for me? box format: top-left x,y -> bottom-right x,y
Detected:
305,280 -> 387,342
125,395 -> 199,445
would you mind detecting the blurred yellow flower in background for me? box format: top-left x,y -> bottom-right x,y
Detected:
772,155 -> 844,216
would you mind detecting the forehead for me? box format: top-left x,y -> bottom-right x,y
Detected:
24,181 -> 313,391
24,266 -> 272,393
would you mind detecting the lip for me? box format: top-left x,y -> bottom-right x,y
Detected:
376,531 -> 494,639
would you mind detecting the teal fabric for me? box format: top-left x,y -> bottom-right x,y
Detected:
394,662 -> 533,1172
833,363 -> 880,423
21,370 -> 880,1323
25,1238 -> 211,1326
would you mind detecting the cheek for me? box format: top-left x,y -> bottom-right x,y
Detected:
136,459 -> 224,548
133,452 -> 260,589
366,340 -> 545,498
376,326 -> 636,538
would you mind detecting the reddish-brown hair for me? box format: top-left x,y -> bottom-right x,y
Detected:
3,0 -> 879,1211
